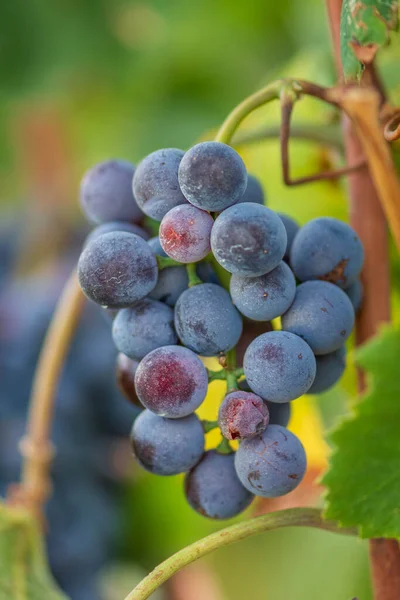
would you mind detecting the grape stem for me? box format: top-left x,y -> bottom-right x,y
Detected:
225,347 -> 239,392
157,256 -> 182,269
186,263 -> 202,287
232,122 -> 344,150
123,507 -> 356,600
8,270 -> 85,519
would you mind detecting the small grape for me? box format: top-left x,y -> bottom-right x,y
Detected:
174,283 -> 243,356
150,267 -> 189,307
239,379 -> 291,426
116,353 -> 142,407
134,345 -> 208,418
211,203 -> 287,276
77,232 -> 158,308
290,217 -> 364,288
112,299 -> 177,360
234,424 -> 307,497
131,410 -> 204,476
218,391 -> 269,440
243,331 -> 316,402
277,213 -> 299,261
147,236 -> 167,257
308,346 -> 346,394
230,261 -> 296,321
281,281 -> 355,355
85,221 -> 149,246
346,278 -> 363,313
159,204 -> 213,263
132,148 -> 187,221
185,451 -> 254,519
237,174 -> 265,205
80,159 -> 143,224
178,141 -> 247,212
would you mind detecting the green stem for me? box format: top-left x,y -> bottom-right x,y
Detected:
225,347 -> 239,392
186,263 -> 202,287
157,256 -> 182,270
202,419 -> 219,433
232,122 -> 343,151
216,436 -> 233,454
207,368 -> 227,383
124,508 -> 356,600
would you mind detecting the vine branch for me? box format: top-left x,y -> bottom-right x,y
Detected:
124,507 -> 356,600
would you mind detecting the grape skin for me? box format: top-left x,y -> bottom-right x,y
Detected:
234,424 -> 307,497
85,221 -> 150,246
178,141 -> 247,212
148,235 -> 189,306
185,451 -> 254,519
237,173 -> 265,205
77,232 -> 158,308
211,203 -> 287,277
308,346 -> 346,394
218,391 -> 269,441
281,280 -> 355,355
132,148 -> 188,221
290,217 -> 364,288
80,159 -> 143,225
131,410 -> 204,476
239,380 -> 291,426
277,213 -> 299,261
159,204 -> 213,263
346,278 -> 363,313
243,331 -> 316,402
134,345 -> 208,418
147,236 -> 167,257
115,353 -> 142,408
112,299 -> 177,360
230,261 -> 296,322
174,283 -> 243,357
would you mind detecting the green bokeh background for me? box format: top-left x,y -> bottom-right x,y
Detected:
2,1 -> 400,598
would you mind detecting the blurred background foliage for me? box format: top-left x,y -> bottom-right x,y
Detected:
2,1 -> 400,599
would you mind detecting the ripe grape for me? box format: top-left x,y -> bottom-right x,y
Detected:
277,213 -> 299,261
308,346 -> 346,394
85,221 -> 150,246
239,380 -> 291,426
234,424 -> 306,497
80,159 -> 143,224
150,266 -> 189,307
112,299 -> 177,360
230,261 -> 296,321
178,141 -> 247,212
290,217 -> 364,288
237,173 -> 265,205
115,353 -> 142,407
218,391 -> 269,440
346,278 -> 363,313
243,331 -> 316,402
174,283 -> 243,356
131,410 -> 204,476
211,203 -> 287,276
159,204 -> 213,263
134,345 -> 208,418
281,280 -> 355,355
147,236 -> 167,257
185,451 -> 253,519
132,148 -> 187,221
77,232 -> 158,308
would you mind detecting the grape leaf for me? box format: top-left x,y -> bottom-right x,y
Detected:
341,0 -> 399,80
0,502 -> 68,599
322,325 -> 400,538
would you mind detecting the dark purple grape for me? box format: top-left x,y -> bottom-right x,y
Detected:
185,451 -> 253,519
239,379 -> 292,427
131,410 -> 204,476
116,353 -> 142,407
178,141 -> 247,212
237,174 -> 265,205
85,221 -> 149,246
281,281 -> 355,355
132,148 -> 188,221
277,213 -> 299,261
290,217 -> 364,288
134,345 -> 208,418
234,425 -> 306,497
174,283 -> 243,356
80,159 -> 143,224
345,278 -> 363,312
150,266 -> 189,307
230,261 -> 296,321
147,236 -> 167,257
159,204 -> 213,263
308,346 -> 346,394
112,299 -> 177,360
218,391 -> 269,440
211,203 -> 287,276
77,232 -> 158,308
243,331 -> 316,402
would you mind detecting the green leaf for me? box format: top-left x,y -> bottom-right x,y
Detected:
322,325 -> 400,538
0,502 -> 68,599
341,0 -> 399,80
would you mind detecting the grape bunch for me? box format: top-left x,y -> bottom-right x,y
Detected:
78,145 -> 364,520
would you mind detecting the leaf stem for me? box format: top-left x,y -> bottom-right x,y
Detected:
123,507 -> 356,600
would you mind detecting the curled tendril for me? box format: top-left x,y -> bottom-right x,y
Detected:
384,110 -> 400,143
